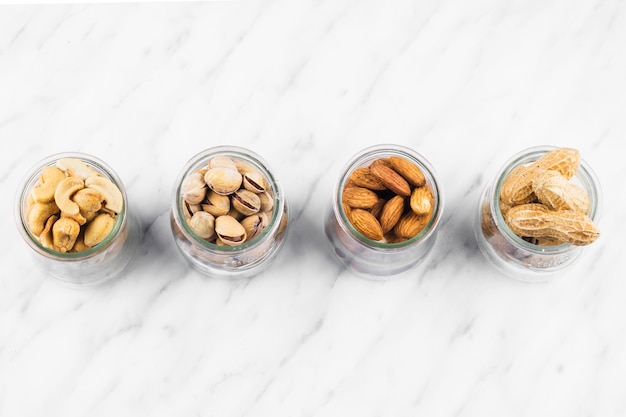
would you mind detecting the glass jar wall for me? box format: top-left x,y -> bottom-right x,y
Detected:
475,146 -> 602,282
324,144 -> 444,279
170,146 -> 288,278
15,152 -> 141,287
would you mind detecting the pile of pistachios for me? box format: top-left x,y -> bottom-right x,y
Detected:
180,155 -> 275,246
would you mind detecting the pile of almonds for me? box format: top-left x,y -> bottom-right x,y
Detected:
342,156 -> 435,243
181,155 -> 276,246
25,158 -> 123,253
499,147 -> 600,246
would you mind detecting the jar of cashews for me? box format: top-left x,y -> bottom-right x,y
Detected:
15,153 -> 141,287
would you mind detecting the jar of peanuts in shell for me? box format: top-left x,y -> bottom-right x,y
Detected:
170,146 -> 289,278
475,146 -> 602,282
15,153 -> 142,287
324,144 -> 444,279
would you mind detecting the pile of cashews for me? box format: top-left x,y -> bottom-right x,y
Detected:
25,158 -> 123,253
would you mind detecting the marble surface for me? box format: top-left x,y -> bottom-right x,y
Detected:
1,1 -> 625,416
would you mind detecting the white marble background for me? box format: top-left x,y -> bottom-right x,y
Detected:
1,1 -> 625,416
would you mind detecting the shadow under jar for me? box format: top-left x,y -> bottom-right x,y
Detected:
170,146 -> 288,278
15,152 -> 141,287
475,146 -> 602,282
324,144 -> 444,279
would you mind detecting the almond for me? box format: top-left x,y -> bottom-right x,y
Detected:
370,198 -> 386,219
348,167 -> 386,191
383,231 -> 407,244
342,202 -> 353,218
342,187 -> 379,209
389,156 -> 426,187
394,211 -> 429,239
350,209 -> 384,241
410,186 -> 433,216
369,163 -> 411,197
370,158 -> 393,169
379,195 -> 404,234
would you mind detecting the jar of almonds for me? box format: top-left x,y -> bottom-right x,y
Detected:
15,153 -> 141,287
324,144 -> 444,278
170,146 -> 288,278
475,146 -> 602,281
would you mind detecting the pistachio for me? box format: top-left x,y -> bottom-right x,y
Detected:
201,191 -> 230,217
52,217 -> 81,252
242,170 -> 267,193
241,213 -> 269,242
208,156 -> 237,170
215,215 -> 247,246
188,211 -> 216,239
54,176 -> 85,216
232,189 -> 261,216
233,159 -> 256,175
181,172 -> 207,205
84,213 -> 116,247
85,176 -> 123,214
32,167 -> 66,203
204,167 -> 242,196
183,202 -> 203,220
226,207 -> 244,221
259,191 -> 274,212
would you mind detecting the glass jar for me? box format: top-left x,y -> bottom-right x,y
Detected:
324,144 -> 444,279
15,152 -> 141,287
170,146 -> 288,278
475,146 -> 602,282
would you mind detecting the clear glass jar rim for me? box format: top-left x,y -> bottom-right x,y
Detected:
490,145 -> 602,254
333,144 -> 444,250
15,152 -> 128,260
173,145 -> 285,253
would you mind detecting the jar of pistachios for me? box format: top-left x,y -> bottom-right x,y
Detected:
170,146 -> 289,278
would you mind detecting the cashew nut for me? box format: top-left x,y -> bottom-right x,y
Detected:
27,201 -> 60,235
32,166 -> 66,203
71,232 -> 90,253
54,176 -> 85,216
52,217 -> 81,252
85,176 -> 123,214
56,158 -> 99,180
62,211 -> 87,226
73,188 -> 103,222
39,214 -> 58,250
84,213 -> 116,247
